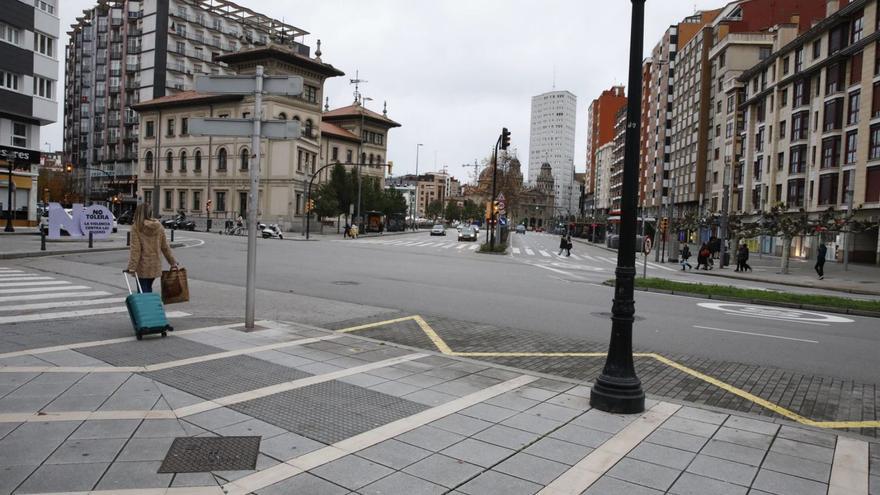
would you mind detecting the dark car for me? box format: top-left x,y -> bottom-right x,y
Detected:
458,226 -> 477,242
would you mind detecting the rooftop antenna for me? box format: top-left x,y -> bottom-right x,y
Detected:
552,64 -> 556,90
472,159 -> 480,184
350,70 -> 368,105
324,96 -> 329,112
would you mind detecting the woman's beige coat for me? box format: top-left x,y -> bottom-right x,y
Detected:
127,219 -> 177,278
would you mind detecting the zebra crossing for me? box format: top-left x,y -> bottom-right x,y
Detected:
0,266 -> 189,325
346,238 -> 481,252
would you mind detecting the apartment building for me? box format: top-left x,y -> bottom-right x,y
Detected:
132,44 -> 344,230
528,90 -> 577,214
741,0 -> 880,262
608,106 -> 628,213
0,0 -> 59,226
63,0 -> 309,209
585,86 -> 626,197
594,142 -> 614,212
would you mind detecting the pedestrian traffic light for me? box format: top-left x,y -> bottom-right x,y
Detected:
500,127 -> 511,150
660,217 -> 668,233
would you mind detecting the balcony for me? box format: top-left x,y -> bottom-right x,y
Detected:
110,49 -> 123,59
127,44 -> 141,53
108,135 -> 119,145
109,85 -> 121,94
125,79 -> 139,90
111,17 -> 123,26
124,114 -> 138,125
109,68 -> 121,77
168,62 -> 186,73
125,63 -> 139,72
124,130 -> 137,141
97,39 -> 108,49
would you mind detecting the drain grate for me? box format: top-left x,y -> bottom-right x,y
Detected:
158,436 -> 261,473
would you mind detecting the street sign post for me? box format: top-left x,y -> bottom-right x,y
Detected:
190,68 -> 303,329
643,237 -> 652,279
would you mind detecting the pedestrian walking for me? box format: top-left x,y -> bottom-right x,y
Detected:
815,242 -> 827,279
696,243 -> 710,270
343,223 -> 351,238
125,203 -> 179,293
680,244 -> 692,270
559,233 -> 571,256
736,243 -> 752,272
351,223 -> 359,239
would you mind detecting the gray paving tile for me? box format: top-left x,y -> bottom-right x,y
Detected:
212,453 -> 278,482
16,461 -> 109,493
368,380 -> 423,397
403,453 -> 483,488
548,423 -> 614,448
516,386 -> 560,402
752,469 -> 828,495
311,455 -> 395,490
494,452 -> 569,485
524,437 -> 592,465
627,442 -> 696,470
116,437 -> 177,462
259,432 -> 326,461
459,470 -> 542,495
761,451 -> 831,483
397,425 -> 466,452
474,424 -> 540,450
700,439 -> 768,466
583,476 -> 664,495
43,394 -> 111,413
215,418 -> 287,439
182,407 -> 252,432
501,411 -> 563,435
403,389 -> 459,407
686,454 -> 758,487
723,416 -> 780,436
357,439 -> 433,470
0,464 -> 38,494
524,402 -> 582,422
712,427 -> 774,450
360,471 -> 447,495
0,421 -> 82,466
95,460 -> 172,490
397,372 -> 451,389
668,472 -> 748,495
336,373 -> 388,388
769,438 -> 834,464
429,414 -> 493,437
171,472 -> 223,488
458,403 -> 518,423
0,421 -> 20,441
775,425 -> 837,449
570,409 -> 634,434
661,416 -> 721,437
70,419 -> 141,440
869,475 -> 879,495
441,438 -> 515,468
132,419 -> 191,439
674,406 -> 729,425
46,437 -> 127,464
484,392 -> 541,412
0,395 -> 54,413
606,457 -> 680,491
545,393 -> 590,411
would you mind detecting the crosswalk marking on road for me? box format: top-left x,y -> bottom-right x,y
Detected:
512,247 -> 521,254
0,285 -> 92,295
0,280 -> 72,288
0,276 -> 54,282
0,307 -> 191,325
539,250 -> 551,257
456,244 -> 467,250
0,291 -> 112,303
0,297 -> 126,312
525,248 -> 535,256
469,244 -> 479,250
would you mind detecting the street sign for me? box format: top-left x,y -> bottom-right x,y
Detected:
644,236 -> 653,254
195,75 -> 304,96
189,118 -> 301,140
0,145 -> 40,164
496,192 -> 506,213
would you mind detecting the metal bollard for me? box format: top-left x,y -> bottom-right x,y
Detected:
206,218 -> 212,232
171,229 -> 175,242
88,232 -> 93,248
126,231 -> 130,246
40,227 -> 46,251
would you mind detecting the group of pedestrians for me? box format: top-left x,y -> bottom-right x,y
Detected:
679,241 -> 752,272
343,223 -> 359,239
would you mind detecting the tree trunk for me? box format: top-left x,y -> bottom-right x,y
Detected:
781,236 -> 792,274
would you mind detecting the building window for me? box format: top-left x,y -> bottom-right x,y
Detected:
145,121 -> 155,138
216,191 -> 226,212
789,145 -> 807,174
180,150 -> 187,172
295,192 -> 303,215
34,32 -> 54,57
278,112 -> 287,119
304,119 -> 313,138
787,178 -> 806,206
238,192 -> 247,217
166,151 -> 173,172
166,118 -> 175,137
32,76 -> 53,99
346,149 -> 353,163
795,48 -> 803,72
851,12 -> 864,43
813,39 -> 821,60
851,52 -> 863,85
826,63 -> 844,94
35,1 -> 55,14
829,25 -> 847,55
777,152 -> 785,171
821,137 -> 841,169
823,98 -> 843,131
0,69 -> 21,91
848,90 -> 860,125
144,190 -> 152,206
870,124 -> 880,160
181,117 -> 188,135
866,166 -> 880,202
179,191 -> 187,211
193,191 -> 201,211
217,148 -> 227,171
779,120 -> 787,139
165,190 -> 173,210
194,150 -> 202,171
240,148 -> 249,170
144,151 -> 153,172
297,149 -> 303,172
0,22 -> 21,45
10,122 -> 27,148
331,146 -> 339,162
782,56 -> 790,75
845,131 -> 858,164
818,173 -> 839,205
303,85 -> 318,103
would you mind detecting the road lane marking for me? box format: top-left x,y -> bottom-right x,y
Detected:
538,402 -> 681,495
828,436 -> 870,495
456,244 -> 467,250
569,254 -> 581,260
0,297 -> 125,312
221,375 -> 539,495
512,247 -> 521,254
441,243 -> 455,249
539,250 -> 551,257
692,325 -> 818,344
646,262 -> 675,272
599,256 -> 617,264
469,244 -> 478,250
0,308 -> 190,324
0,280 -> 72,288
525,248 -> 535,256
527,263 -> 587,280
0,285 -> 92,295
725,312 -> 830,326
698,302 -> 853,324
0,353 -> 427,423
0,290 -> 110,303
0,276 -> 54,282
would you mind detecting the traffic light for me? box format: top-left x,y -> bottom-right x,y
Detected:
660,217 -> 669,233
485,201 -> 492,220
492,201 -> 500,215
306,199 -> 315,212
65,163 -> 73,173
500,127 -> 511,150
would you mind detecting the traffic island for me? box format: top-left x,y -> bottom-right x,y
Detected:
607,277 -> 880,318
477,242 -> 507,254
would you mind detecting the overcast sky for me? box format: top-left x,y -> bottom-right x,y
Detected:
51,0 -> 722,183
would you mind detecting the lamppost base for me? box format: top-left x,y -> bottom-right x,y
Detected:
589,374 -> 645,414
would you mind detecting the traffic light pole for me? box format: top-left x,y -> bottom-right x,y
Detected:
489,136 -> 500,249
4,161 -> 14,232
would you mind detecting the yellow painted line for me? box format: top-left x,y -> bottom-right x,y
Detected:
339,315 -> 880,430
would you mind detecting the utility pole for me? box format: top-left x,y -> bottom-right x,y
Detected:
590,0 -> 646,414
719,164 -> 731,268
411,143 -> 423,229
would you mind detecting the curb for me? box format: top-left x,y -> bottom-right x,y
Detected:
0,242 -> 186,260
602,281 -> 880,318
689,268 -> 880,297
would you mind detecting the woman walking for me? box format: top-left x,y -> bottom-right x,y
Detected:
126,203 -> 179,293
680,244 -> 693,270
559,232 -> 572,256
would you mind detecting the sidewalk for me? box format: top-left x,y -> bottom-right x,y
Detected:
0,317 -> 875,494
0,230 -> 189,260
572,237 -> 880,296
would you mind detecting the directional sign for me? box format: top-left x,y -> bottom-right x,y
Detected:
496,192 -> 506,213
195,75 -> 304,96
189,118 -> 301,140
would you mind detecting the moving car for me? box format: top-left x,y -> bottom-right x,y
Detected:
430,224 -> 446,236
515,224 -> 526,234
458,226 -> 477,241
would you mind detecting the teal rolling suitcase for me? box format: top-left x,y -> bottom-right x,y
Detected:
124,272 -> 173,340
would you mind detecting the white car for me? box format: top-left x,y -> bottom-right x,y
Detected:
430,224 -> 446,236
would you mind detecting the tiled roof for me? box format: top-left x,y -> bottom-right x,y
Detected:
320,122 -> 360,142
323,104 -> 401,128
131,91 -> 242,111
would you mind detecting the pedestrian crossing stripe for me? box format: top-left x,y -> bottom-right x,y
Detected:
0,280 -> 72,288
0,297 -> 125,312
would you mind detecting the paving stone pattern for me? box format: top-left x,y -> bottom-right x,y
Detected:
331,313 -> 880,437
79,338 -> 224,367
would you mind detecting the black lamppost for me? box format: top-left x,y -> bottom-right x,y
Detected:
590,0 -> 646,414
4,161 -> 15,232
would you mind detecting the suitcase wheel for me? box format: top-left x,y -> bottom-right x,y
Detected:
167,325 -> 174,332
161,331 -> 167,337
136,332 -> 143,341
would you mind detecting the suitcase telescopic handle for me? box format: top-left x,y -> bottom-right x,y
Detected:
123,271 -> 142,294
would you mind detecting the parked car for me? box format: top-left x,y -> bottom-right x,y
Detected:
430,224 -> 446,236
458,226 -> 477,242
161,213 -> 196,231
515,224 -> 526,234
261,224 -> 284,239
117,210 -> 133,225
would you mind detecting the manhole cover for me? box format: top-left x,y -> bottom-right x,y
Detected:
332,281 -> 360,286
158,436 -> 261,473
590,312 -> 645,321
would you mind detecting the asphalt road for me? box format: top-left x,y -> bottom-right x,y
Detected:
15,226 -> 876,385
